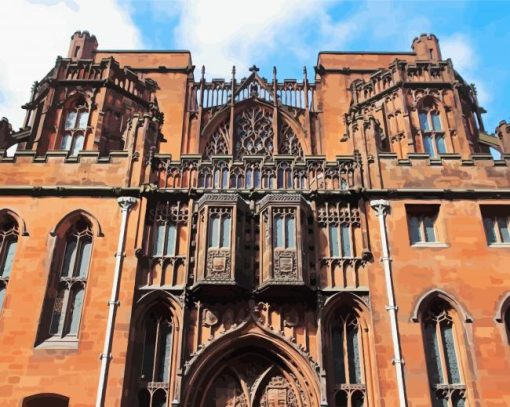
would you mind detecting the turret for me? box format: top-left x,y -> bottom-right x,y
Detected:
412,33 -> 442,61
496,120 -> 510,153
67,31 -> 98,61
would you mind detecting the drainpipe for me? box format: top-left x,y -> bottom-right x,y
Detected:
96,196 -> 137,407
370,199 -> 407,407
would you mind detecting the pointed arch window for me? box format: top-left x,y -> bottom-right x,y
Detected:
331,308 -> 366,407
0,214 -> 18,313
418,99 -> 446,157
61,100 -> 89,156
422,299 -> 467,406
38,216 -> 93,345
137,307 -> 173,407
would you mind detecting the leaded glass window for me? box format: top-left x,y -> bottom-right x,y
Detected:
273,212 -> 295,249
48,217 -> 92,338
423,299 -> 466,407
139,307 -> 173,407
207,209 -> 231,249
332,309 -> 366,406
0,214 -> 18,313
418,99 -> 446,157
61,100 -> 89,156
328,223 -> 353,258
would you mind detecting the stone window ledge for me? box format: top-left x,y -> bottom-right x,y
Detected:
411,242 -> 449,248
35,337 -> 79,350
488,243 -> 510,248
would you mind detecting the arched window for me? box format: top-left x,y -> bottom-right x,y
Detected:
418,98 -> 446,157
38,216 -> 93,344
422,299 -> 467,406
207,210 -> 231,249
274,212 -> 295,249
330,307 -> 367,407
61,99 -> 89,156
138,306 -> 173,407
0,213 -> 18,313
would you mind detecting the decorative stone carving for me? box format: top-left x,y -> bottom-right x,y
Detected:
206,249 -> 231,280
234,105 -> 274,159
274,250 -> 297,281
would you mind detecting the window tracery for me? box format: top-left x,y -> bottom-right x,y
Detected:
61,99 -> 89,156
318,203 -> 360,259
330,307 -> 366,407
137,306 -> 173,407
149,202 -> 189,258
48,218 -> 92,338
204,123 -> 229,158
422,299 -> 467,407
0,214 -> 18,313
234,106 -> 274,159
418,98 -> 446,157
279,123 -> 303,158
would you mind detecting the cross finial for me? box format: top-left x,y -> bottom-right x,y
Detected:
249,64 -> 259,73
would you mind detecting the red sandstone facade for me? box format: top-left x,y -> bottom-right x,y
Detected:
0,31 -> 509,407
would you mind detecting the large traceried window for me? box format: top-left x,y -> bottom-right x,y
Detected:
38,216 -> 93,345
422,299 -> 467,407
0,213 -> 18,313
331,307 -> 367,407
418,98 -> 446,157
60,100 -> 89,156
138,306 -> 173,407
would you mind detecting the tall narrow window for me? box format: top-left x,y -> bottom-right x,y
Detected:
273,211 -> 295,249
481,206 -> 510,245
138,307 -> 173,407
422,299 -> 466,406
152,222 -> 177,257
0,214 -> 18,313
41,216 -> 93,343
332,309 -> 366,406
407,205 -> 440,245
61,100 -> 89,156
328,224 -> 353,257
207,209 -> 231,249
419,99 -> 446,157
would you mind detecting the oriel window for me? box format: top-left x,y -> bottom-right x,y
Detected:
274,212 -> 296,249
208,210 -> 231,249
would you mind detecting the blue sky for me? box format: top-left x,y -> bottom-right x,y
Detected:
1,0 -> 509,134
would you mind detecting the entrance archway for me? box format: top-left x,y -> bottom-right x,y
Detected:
182,331 -> 320,407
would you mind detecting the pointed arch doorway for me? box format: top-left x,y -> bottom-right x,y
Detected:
182,333 -> 320,407
201,350 -> 303,407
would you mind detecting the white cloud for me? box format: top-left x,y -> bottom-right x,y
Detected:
171,0 -> 349,77
0,0 -> 142,130
441,33 -> 490,105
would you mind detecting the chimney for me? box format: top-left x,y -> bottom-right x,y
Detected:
412,33 -> 441,61
67,31 -> 98,61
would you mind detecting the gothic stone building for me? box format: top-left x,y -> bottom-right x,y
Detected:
0,31 -> 509,407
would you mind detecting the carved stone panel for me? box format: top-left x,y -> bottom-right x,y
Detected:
206,248 -> 231,280
274,250 -> 298,281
